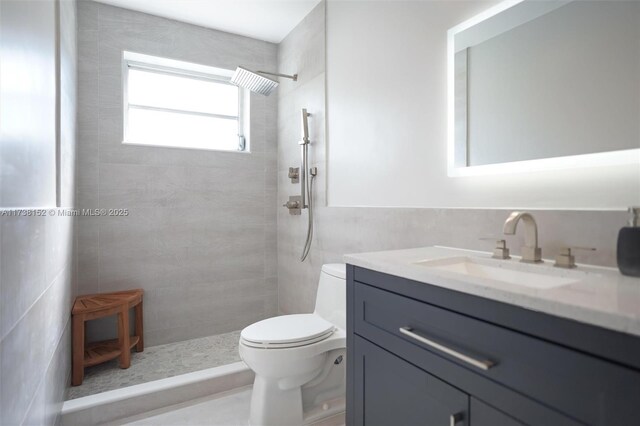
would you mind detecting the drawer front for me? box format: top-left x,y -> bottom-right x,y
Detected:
471,398 -> 525,426
354,335 -> 469,426
354,282 -> 640,425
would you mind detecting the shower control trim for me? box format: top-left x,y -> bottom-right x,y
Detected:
283,196 -> 302,215
288,167 -> 300,183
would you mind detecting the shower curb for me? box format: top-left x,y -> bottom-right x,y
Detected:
60,362 -> 254,425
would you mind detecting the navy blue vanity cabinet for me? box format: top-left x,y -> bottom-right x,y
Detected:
346,265 -> 640,426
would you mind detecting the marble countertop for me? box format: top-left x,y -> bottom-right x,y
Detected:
344,246 -> 640,337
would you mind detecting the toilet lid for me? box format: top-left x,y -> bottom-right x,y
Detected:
241,314 -> 335,346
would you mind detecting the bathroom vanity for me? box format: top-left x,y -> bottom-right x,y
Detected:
344,247 -> 640,426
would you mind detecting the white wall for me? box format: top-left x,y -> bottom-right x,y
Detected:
326,0 -> 640,209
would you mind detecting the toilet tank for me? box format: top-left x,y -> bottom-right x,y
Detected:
314,264 -> 346,330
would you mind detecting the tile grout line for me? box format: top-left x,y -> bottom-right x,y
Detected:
0,260 -> 71,343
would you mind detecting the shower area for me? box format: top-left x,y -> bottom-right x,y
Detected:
69,0 -> 324,402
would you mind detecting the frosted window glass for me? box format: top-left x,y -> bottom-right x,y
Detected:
123,61 -> 244,152
127,108 -> 239,151
128,68 -> 238,116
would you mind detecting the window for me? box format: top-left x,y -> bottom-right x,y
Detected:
123,52 -> 247,152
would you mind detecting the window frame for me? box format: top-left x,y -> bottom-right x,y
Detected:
122,51 -> 248,153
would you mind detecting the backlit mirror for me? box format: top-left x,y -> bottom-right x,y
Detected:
448,0 -> 640,177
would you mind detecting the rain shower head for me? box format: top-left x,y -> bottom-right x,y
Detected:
230,66 -> 297,96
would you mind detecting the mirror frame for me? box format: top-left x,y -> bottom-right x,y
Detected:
446,0 -> 640,177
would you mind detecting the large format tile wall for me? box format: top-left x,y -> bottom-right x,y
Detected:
0,1 -> 77,424
76,1 -> 278,346
276,2 -> 628,314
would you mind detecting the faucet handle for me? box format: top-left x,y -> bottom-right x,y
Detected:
554,246 -> 596,269
479,238 -> 511,260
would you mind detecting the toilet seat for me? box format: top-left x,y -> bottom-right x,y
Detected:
241,314 -> 335,349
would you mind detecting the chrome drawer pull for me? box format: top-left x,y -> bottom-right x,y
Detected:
399,327 -> 495,371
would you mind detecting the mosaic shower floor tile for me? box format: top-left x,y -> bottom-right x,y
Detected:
67,330 -> 241,400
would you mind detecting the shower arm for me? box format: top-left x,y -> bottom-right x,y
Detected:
256,71 -> 298,81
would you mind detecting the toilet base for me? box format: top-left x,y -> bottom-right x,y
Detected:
247,377 -> 346,426
246,348 -> 346,426
248,375 -> 303,426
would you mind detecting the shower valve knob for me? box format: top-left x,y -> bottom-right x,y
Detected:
283,200 -> 299,208
283,196 -> 302,215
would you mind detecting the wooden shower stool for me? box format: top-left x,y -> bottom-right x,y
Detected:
72,289 -> 144,386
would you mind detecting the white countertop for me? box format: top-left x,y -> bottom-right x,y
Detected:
344,246 -> 640,337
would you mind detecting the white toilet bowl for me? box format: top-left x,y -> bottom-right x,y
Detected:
239,264 -> 346,426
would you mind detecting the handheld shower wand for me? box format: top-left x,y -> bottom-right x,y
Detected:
300,109 -> 310,208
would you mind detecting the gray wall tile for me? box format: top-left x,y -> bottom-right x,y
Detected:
0,215 -> 47,340
1,266 -> 74,425
0,2 -> 77,424
76,1 -> 278,346
23,306 -> 71,426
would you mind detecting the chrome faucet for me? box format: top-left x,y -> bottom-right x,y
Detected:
503,212 -> 542,263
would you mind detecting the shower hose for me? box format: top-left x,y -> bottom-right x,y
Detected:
300,172 -> 316,262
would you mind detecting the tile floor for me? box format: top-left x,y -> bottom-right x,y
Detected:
115,387 -> 345,426
68,331 -> 242,400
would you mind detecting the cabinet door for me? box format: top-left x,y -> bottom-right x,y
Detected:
354,335 -> 468,426
470,398 -> 524,426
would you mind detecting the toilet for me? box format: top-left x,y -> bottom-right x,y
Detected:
239,264 -> 346,426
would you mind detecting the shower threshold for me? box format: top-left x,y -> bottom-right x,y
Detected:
61,361 -> 254,426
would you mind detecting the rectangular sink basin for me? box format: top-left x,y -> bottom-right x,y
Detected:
414,256 -> 582,289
